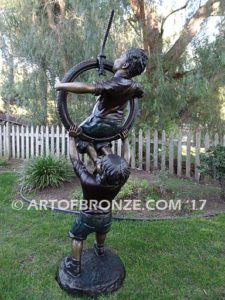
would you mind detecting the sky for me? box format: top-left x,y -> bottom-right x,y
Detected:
160,0 -> 221,46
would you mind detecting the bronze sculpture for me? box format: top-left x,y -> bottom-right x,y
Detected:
55,48 -> 147,156
67,125 -> 130,275
55,11 -> 148,297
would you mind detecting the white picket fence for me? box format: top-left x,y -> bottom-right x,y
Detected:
0,123 -> 223,179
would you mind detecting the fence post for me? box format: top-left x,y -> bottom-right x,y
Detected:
153,130 -> 158,170
31,125 -> 34,157
12,125 -> 16,159
56,125 -> 60,157
40,125 -> 44,156
3,124 -> 5,157
161,130 -> 166,172
195,128 -> 201,181
169,132 -> 174,174
35,125 -> 39,157
66,130 -> 70,159
51,125 -> 54,155
117,139 -> 122,157
45,125 -> 49,156
0,125 -> 2,157
138,129 -> 143,170
5,122 -> 10,159
186,131 -> 191,178
16,125 -> 20,159
61,126 -> 65,156
177,130 -> 182,177
25,126 -> 29,159
111,140 -> 115,154
21,125 -> 25,159
131,130 -> 136,169
146,130 -> 150,172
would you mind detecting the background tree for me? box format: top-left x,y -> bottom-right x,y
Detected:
0,0 -> 225,132
128,0 -> 225,131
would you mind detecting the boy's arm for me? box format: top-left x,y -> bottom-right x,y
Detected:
69,136 -> 80,163
69,124 -> 98,166
55,82 -> 96,94
69,125 -> 93,181
132,82 -> 144,98
69,126 -> 84,178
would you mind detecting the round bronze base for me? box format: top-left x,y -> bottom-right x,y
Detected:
56,248 -> 126,298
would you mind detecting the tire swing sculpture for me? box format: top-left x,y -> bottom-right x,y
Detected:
57,59 -> 138,143
56,10 -> 148,298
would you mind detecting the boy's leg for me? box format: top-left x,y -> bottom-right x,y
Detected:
75,137 -> 90,154
72,239 -> 83,261
67,212 -> 88,276
70,239 -> 83,274
94,233 -> 106,256
64,238 -> 83,276
100,145 -> 113,155
94,142 -> 112,158
86,144 -> 98,163
93,211 -> 112,256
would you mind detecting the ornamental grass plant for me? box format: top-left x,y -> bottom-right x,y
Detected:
20,155 -> 74,191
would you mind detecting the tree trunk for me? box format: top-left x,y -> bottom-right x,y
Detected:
129,0 -> 224,74
39,68 -> 48,125
129,0 -> 163,75
164,0 -> 223,68
44,0 -> 68,73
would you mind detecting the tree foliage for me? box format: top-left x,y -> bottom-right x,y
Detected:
0,0 -> 225,131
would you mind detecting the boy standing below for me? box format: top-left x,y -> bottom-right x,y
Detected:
65,125 -> 130,276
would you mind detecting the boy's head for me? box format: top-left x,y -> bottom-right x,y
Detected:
113,48 -> 148,78
96,154 -> 130,186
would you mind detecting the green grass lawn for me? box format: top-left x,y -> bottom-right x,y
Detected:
1,172 -> 225,300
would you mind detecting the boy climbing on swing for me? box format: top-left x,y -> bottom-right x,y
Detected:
55,48 -> 148,162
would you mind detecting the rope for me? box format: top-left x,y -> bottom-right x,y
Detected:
100,10 -> 114,55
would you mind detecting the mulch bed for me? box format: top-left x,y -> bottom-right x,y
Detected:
21,169 -> 225,219
2,159 -> 225,219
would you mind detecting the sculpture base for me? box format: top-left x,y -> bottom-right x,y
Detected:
56,248 -> 126,297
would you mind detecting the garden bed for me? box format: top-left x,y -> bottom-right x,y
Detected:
2,159 -> 224,218
21,168 -> 225,219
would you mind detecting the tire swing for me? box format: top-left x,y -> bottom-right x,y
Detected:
57,10 -> 138,143
57,59 -> 138,143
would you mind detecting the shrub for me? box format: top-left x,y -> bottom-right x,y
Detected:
71,187 -> 84,211
20,155 -> 74,191
0,158 -> 8,167
72,187 -> 83,201
116,178 -> 160,201
198,145 -> 225,193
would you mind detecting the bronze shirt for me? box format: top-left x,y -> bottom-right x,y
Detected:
93,76 -> 144,121
72,159 -> 123,203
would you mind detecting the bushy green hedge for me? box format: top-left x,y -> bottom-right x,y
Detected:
199,145 -> 225,191
20,155 -> 74,191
